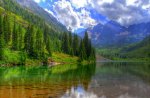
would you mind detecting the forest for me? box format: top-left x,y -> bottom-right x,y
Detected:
0,2 -> 95,65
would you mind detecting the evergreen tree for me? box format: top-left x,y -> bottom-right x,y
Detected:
24,25 -> 31,53
0,15 -> 5,60
68,32 -> 73,55
18,25 -> 23,50
79,39 -> 86,60
83,32 -> 90,58
73,34 -> 79,56
3,15 -> 11,44
12,19 -> 19,50
46,36 -> 52,56
0,35 -> 4,60
35,29 -> 45,58
0,15 -> 3,34
61,32 -> 69,54
24,25 -> 36,57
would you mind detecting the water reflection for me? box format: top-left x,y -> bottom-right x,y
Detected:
0,62 -> 150,98
61,86 -> 98,98
0,64 -> 96,98
88,62 -> 150,98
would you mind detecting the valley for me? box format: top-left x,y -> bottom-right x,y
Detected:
0,0 -> 150,98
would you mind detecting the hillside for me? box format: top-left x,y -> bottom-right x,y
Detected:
97,36 -> 150,61
0,0 -> 66,33
15,0 -> 67,33
0,0 -> 95,65
120,36 -> 150,59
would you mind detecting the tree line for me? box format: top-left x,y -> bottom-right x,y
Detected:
0,14 -> 95,62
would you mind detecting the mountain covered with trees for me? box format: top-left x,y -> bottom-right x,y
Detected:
15,0 -> 68,33
97,36 -> 150,61
0,0 -> 95,65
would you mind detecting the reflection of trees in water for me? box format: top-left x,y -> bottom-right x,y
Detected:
98,62 -> 150,83
0,63 -> 96,98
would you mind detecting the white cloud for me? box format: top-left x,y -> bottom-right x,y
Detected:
69,0 -> 89,9
78,9 -> 97,28
38,0 -> 150,30
34,0 -> 45,3
90,0 -> 150,26
53,0 -> 97,31
62,0 -> 150,26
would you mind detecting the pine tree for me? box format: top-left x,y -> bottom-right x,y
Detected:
79,39 -> 86,60
3,15 -> 11,44
29,26 -> 36,57
73,34 -> 79,56
46,36 -> 52,56
83,32 -> 90,58
0,35 -> 4,60
24,25 -> 31,53
18,25 -> 23,50
12,19 -> 19,50
68,32 -> 73,55
24,25 -> 36,57
61,32 -> 69,54
0,15 -> 3,34
35,29 -> 45,58
0,15 -> 5,60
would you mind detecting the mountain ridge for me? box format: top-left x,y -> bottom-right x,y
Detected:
78,20 -> 150,47
15,0 -> 68,33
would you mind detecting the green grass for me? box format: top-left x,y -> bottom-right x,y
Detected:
0,51 -> 80,66
52,52 -> 79,64
1,48 -> 26,65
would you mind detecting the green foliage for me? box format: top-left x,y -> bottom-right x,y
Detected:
46,36 -> 52,56
73,34 -> 79,56
52,52 -> 79,63
0,0 -> 96,65
0,15 -> 5,60
2,48 -> 26,64
97,36 -> 150,61
35,29 -> 45,59
3,14 -> 11,44
79,40 -> 86,60
12,18 -> 19,50
81,32 -> 96,61
61,32 -> 70,54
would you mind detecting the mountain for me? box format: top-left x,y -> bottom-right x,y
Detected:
15,0 -> 67,32
0,0 -> 95,65
128,22 -> 150,42
0,0 -> 67,33
96,35 -> 150,60
78,21 -> 150,47
120,35 -> 150,58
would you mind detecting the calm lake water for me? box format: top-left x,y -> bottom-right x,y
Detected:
0,62 -> 150,98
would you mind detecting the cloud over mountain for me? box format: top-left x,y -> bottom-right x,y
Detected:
34,0 -> 150,30
91,0 -> 150,26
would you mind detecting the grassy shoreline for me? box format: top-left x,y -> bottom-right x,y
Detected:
0,51 -> 95,66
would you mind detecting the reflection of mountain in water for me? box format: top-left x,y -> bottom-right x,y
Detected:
0,62 -> 150,98
0,64 -> 96,98
87,62 -> 150,98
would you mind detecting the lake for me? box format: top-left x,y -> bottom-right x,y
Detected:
0,62 -> 150,98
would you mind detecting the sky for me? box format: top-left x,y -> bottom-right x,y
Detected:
33,0 -> 150,31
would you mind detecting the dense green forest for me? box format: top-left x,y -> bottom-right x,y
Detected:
0,0 -> 95,65
97,36 -> 150,61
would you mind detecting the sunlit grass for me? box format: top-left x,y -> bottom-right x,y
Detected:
52,52 -> 79,63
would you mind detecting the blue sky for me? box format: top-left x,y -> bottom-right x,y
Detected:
34,0 -> 150,31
